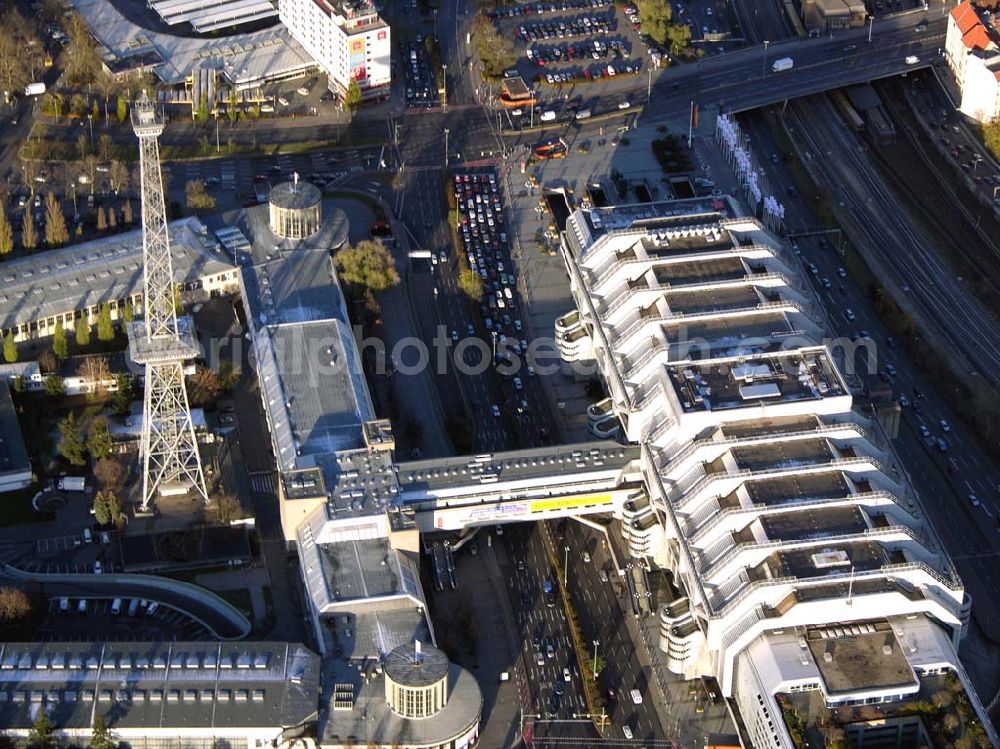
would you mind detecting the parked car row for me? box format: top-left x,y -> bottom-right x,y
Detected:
490,0 -> 610,19
527,38 -> 626,65
517,13 -> 615,41
538,60 -> 642,85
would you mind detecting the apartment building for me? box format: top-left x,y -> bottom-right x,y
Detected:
946,0 -> 1000,123
279,0 -> 391,100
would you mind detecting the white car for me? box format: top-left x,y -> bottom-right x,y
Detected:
618,101 -> 631,109
536,652 -> 545,666
905,55 -> 919,65
845,309 -> 855,322
563,667 -> 571,682
623,726 -> 634,740
940,420 -> 951,433
93,561 -> 102,575
491,405 -> 501,417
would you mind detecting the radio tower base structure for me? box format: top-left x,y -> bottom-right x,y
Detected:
129,92 -> 209,513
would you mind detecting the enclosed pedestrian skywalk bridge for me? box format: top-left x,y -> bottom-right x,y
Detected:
395,441 -> 643,532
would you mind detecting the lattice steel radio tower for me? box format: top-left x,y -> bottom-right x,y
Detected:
129,92 -> 208,512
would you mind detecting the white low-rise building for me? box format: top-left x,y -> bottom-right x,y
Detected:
0,217 -> 238,344
279,0 -> 391,100
555,197 -> 997,749
946,1 -> 1000,124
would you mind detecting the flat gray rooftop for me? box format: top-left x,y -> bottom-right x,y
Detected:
665,285 -> 761,315
0,641 -> 319,731
720,416 -> 821,439
731,439 -> 834,472
760,506 -> 868,543
396,442 -> 638,495
768,541 -> 889,581
317,539 -> 422,604
653,256 -> 746,286
806,623 -> 917,696
745,473 -> 851,506
668,350 -> 845,413
320,663 -> 481,748
0,382 -> 29,481
69,0 -> 315,86
0,217 -> 234,331
237,203 -> 374,474
666,312 -> 793,353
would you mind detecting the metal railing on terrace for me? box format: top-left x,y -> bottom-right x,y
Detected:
701,523 -> 935,582
688,490 -> 902,545
711,559 -> 963,621
672,457 -> 882,513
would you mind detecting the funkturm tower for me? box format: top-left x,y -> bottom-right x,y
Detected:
129,92 -> 208,512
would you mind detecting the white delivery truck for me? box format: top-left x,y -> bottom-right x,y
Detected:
58,476 -> 86,492
540,110 -> 557,122
771,57 -> 793,73
24,82 -> 46,96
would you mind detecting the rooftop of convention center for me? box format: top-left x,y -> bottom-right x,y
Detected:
666,349 -> 847,413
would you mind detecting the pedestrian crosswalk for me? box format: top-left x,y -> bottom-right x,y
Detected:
249,471 -> 278,495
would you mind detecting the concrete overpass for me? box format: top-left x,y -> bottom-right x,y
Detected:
395,442 -> 643,531
643,13 -> 944,121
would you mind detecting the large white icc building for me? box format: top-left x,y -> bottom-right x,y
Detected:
278,0 -> 391,100
554,197 -> 996,749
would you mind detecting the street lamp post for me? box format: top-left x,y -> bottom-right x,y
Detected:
563,545 -> 569,586
444,128 -> 450,168
87,114 -> 94,147
442,63 -> 448,110
868,15 -> 874,43
973,154 -> 983,174
762,40 -> 770,79
647,67 -> 653,101
592,639 -> 599,676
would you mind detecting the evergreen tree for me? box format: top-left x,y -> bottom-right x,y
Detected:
121,199 -> 133,224
110,374 -> 134,416
107,205 -> 117,229
75,317 -> 91,347
53,320 -> 68,358
97,303 -> 114,341
43,374 -> 65,398
0,207 -> 12,255
2,331 -> 16,363
29,707 -> 54,749
96,205 -> 106,232
87,417 -> 113,460
21,209 -> 36,251
90,713 -> 116,749
44,192 -> 69,247
116,95 -> 127,123
123,300 -> 133,323
58,413 -> 87,465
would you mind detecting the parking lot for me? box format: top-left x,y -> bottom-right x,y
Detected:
39,596 -> 212,642
493,0 -> 653,103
